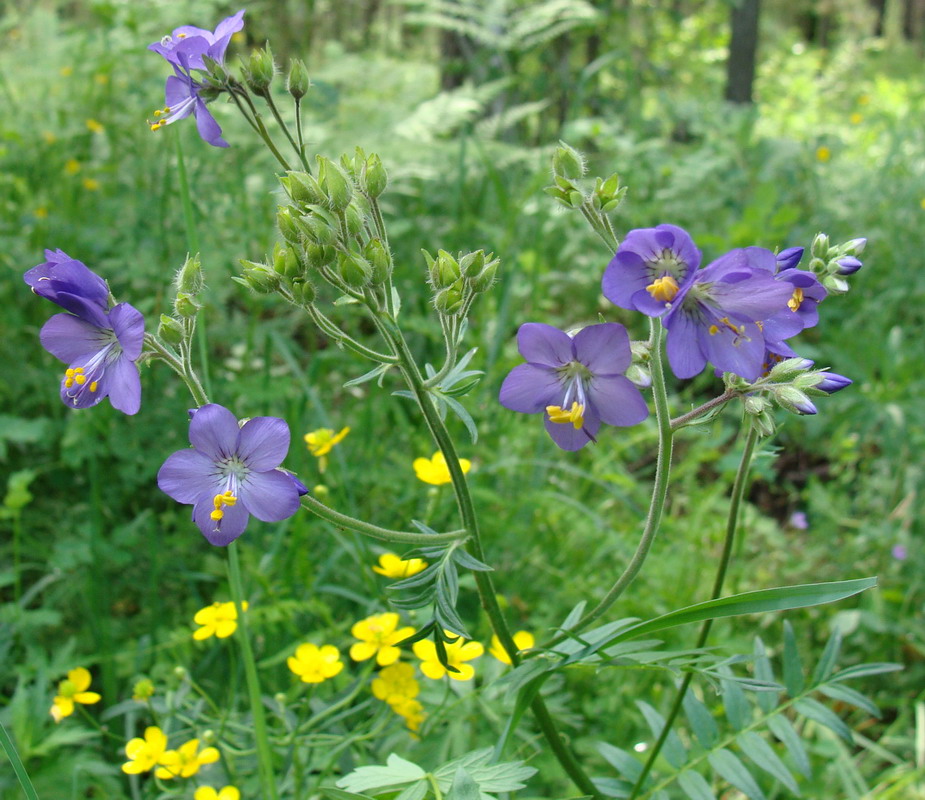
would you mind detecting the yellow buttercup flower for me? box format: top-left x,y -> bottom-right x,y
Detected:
85,118 -> 104,133
121,726 -> 168,774
413,632 -> 484,681
155,738 -> 220,779
373,552 -> 428,579
413,451 -> 471,485
304,426 -> 350,472
489,631 -> 535,665
82,177 -> 100,191
391,696 -> 426,732
350,613 -> 415,666
195,787 -> 240,800
849,112 -> 863,125
193,601 -> 248,640
64,158 -> 81,175
50,667 -> 101,722
815,145 -> 831,163
288,643 -> 344,683
372,662 -> 420,705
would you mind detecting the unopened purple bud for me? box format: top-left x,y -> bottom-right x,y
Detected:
790,511 -> 809,530
816,373 -> 852,393
892,544 -> 907,561
844,237 -> 867,255
776,247 -> 804,271
836,256 -> 862,275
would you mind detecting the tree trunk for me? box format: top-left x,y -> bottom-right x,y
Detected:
725,0 -> 761,105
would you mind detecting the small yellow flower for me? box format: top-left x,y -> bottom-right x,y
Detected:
815,145 -> 831,163
195,787 -> 240,800
373,552 -> 428,579
849,112 -> 863,125
155,738 -> 220,779
42,131 -> 56,144
288,643 -> 345,683
413,632 -> 484,681
372,662 -> 420,705
59,66 -> 73,77
121,726 -> 168,774
413,451 -> 471,485
64,158 -> 81,175
919,197 -> 925,210
193,601 -> 248,640
85,118 -> 104,133
489,631 -> 535,665
82,177 -> 100,191
350,613 -> 415,666
858,94 -> 870,106
391,696 -> 426,732
50,667 -> 101,722
34,207 -> 48,219
131,678 -> 155,702
94,73 -> 109,85
304,426 -> 350,472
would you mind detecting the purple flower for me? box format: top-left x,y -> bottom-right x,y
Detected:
815,372 -> 852,393
661,248 -> 794,381
157,404 -> 302,545
26,252 -> 144,415
892,544 -> 907,561
148,10 -> 245,71
776,247 -> 804,271
499,323 -> 649,451
836,256 -> 863,275
789,511 -> 809,530
602,225 -> 701,316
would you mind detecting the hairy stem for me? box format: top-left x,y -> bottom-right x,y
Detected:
670,390 -> 737,430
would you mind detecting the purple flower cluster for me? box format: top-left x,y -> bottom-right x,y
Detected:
147,10 -> 245,147
25,250 -> 144,415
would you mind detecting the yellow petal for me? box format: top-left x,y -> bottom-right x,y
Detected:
219,789 -> 241,800
214,619 -> 238,638
459,640 -> 484,660
68,667 -> 92,692
448,662 -> 475,681
513,631 -> 535,651
194,789 -> 219,800
350,641 -> 377,662
193,625 -> 215,640
198,746 -> 221,765
73,691 -> 101,705
458,458 -> 472,474
376,646 -> 401,666
324,660 -> 345,678
194,605 -> 219,625
412,640 -> 436,661
419,660 -> 447,680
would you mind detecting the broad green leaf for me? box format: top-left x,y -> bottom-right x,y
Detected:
637,701 -> 686,769
782,621 -> 804,696
682,689 -> 718,749
395,784 -> 428,800
320,789 -> 377,800
811,628 -> 843,685
445,767 -> 480,800
767,714 -> 811,778
736,731 -> 800,794
434,748 -> 536,793
753,638 -> 778,714
596,742 -> 643,782
719,668 -> 750,731
819,683 -> 880,717
707,748 -> 766,800
794,698 -> 853,743
678,770 -> 717,800
336,753 -> 426,794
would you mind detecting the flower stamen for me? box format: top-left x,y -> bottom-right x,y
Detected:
210,491 -> 238,522
546,401 -> 585,429
646,274 -> 680,303
787,287 -> 804,312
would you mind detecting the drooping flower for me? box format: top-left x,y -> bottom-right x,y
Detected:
489,631 -> 535,666
287,643 -> 345,683
50,667 -> 101,722
372,662 -> 420,705
660,248 -> 795,381
121,726 -> 168,774
26,251 -> 144,415
602,224 -> 701,316
413,633 -> 484,681
157,404 -> 302,546
148,53 -> 228,148
195,787 -> 240,800
350,613 -> 415,666
413,451 -> 471,485
304,426 -> 350,472
155,738 -> 220,779
372,552 -> 428,579
193,601 -> 248,640
149,10 -> 245,71
499,322 -> 649,451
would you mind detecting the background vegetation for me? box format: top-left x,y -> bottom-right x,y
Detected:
1,0 -> 923,796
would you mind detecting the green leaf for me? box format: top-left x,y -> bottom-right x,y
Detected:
811,628 -> 843,685
336,753 -> 426,794
707,748 -> 766,800
320,788 -> 378,800
433,748 -> 536,793
445,767 -> 480,800
736,731 -> 800,794
793,697 -> 853,743
452,549 -> 492,572
561,600 -> 588,630
753,638 -> 778,714
678,770 -> 717,800
597,742 -> 643,782
637,701 -> 686,769
719,668 -> 750,730
682,689 -> 718,749
782,621 -> 804,696
767,714 -> 811,778
440,394 -> 479,443
829,662 -> 902,682
344,363 -> 393,388
396,784 -> 428,800
818,683 -> 880,717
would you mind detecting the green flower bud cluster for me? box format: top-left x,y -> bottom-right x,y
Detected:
243,44 -> 275,95
808,233 -> 866,295
626,340 -> 652,389
157,254 -> 205,345
545,142 -> 626,216
422,248 -> 500,316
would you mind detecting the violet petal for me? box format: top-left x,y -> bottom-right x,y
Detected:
157,449 -> 222,503
239,469 -> 301,522
189,404 -> 240,459
572,323 -> 632,375
499,363 -> 562,414
516,323 -> 573,367
237,417 -> 291,472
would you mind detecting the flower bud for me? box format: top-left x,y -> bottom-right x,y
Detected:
363,153 -> 387,198
744,395 -> 771,415
244,45 -> 275,94
775,247 -> 804,271
844,237 -> 867,255
776,386 -> 817,415
287,58 -> 310,100
458,250 -> 485,277
552,142 -> 585,180
273,245 -> 302,279
434,280 -> 464,315
201,55 -> 229,84
364,238 -> 392,284
202,729 -> 217,745
469,259 -> 499,293
751,410 -> 776,437
173,666 -> 187,679
274,692 -> 287,706
814,372 -> 852,394
432,250 -> 461,288
567,190 -> 584,208
240,261 -> 282,293
835,256 -> 862,275
132,678 -> 155,702
291,278 -> 316,305
174,293 -> 201,318
767,356 -> 814,381
337,252 -> 372,288
157,314 -> 184,346
822,275 -> 850,295
313,484 -> 329,499
176,254 -> 204,294
277,207 -> 301,245
285,171 -> 324,207
811,232 -> 830,259
625,363 -> 651,389
318,156 -> 353,212
306,242 -> 335,269
344,202 -> 365,237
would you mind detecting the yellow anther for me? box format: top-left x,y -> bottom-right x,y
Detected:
546,402 -> 585,429
89,381 -> 98,392
645,275 -> 680,303
211,509 -> 224,521
65,368 -> 76,378
65,378 -> 74,388
177,33 -> 186,38
74,374 -> 87,385
153,109 -> 162,117
787,287 -> 804,312
163,106 -> 171,113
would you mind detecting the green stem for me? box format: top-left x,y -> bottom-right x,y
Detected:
670,390 -> 737,430
0,720 -> 39,800
299,495 -> 467,545
306,306 -> 397,363
628,424 -> 760,799
227,541 -> 279,800
547,320 -> 674,648
261,90 -> 308,171
294,98 -> 307,166
228,88 -> 291,171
